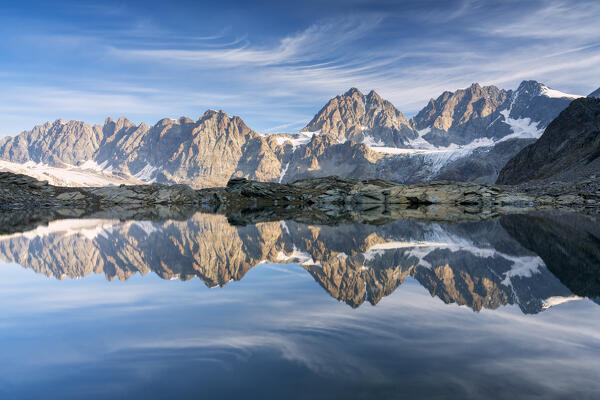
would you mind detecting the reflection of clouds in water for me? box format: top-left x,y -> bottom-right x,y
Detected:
103,278 -> 600,389
0,212 -> 599,397
1,258 -> 600,398
0,261 -> 244,315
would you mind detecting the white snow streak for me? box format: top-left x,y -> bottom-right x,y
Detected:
540,85 -> 583,99
133,163 -> 158,183
279,162 -> 289,183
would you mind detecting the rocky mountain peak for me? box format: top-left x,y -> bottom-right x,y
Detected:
508,80 -> 579,126
201,109 -> 218,118
179,116 -> 194,124
514,80 -> 545,99
0,118 -> 102,165
365,89 -> 383,104
344,87 -> 363,97
104,116 -> 135,132
302,88 -> 413,146
197,109 -> 247,129
514,80 -> 583,100
589,87 -> 600,99
411,83 -> 509,133
469,82 -> 482,91
157,117 -> 176,126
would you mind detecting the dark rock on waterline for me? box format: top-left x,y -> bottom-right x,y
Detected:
1,171 -> 598,224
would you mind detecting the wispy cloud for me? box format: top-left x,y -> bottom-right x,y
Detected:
487,0 -> 600,39
0,0 -> 598,136
111,15 -> 384,67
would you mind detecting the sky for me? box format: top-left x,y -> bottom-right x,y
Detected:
0,0 -> 599,137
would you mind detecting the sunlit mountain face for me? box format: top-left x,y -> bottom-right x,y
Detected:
0,210 -> 597,314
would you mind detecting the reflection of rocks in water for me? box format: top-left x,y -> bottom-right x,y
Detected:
501,212 -> 600,298
0,211 -> 595,314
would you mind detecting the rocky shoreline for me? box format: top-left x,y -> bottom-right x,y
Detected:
1,171 -> 599,218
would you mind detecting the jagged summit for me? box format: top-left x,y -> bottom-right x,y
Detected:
104,116 -> 133,125
411,82 -> 509,133
514,80 -> 545,97
302,87 -> 413,146
344,87 -> 362,96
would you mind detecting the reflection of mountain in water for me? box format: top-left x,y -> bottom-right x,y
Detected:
501,212 -> 600,299
0,212 -> 597,314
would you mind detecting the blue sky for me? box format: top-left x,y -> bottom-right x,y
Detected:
0,0 -> 599,136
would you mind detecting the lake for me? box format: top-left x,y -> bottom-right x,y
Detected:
0,210 -> 599,399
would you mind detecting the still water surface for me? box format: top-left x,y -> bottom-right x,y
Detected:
0,211 -> 599,399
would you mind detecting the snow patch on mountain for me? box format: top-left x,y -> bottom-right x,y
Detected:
133,163 -> 158,183
498,110 -> 544,142
276,131 -> 318,149
363,135 -> 385,147
78,160 -> 114,173
279,162 -> 289,183
540,85 -> 583,99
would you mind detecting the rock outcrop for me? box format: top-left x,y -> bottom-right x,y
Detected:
220,176 -> 599,211
2,172 -> 598,215
0,171 -> 204,209
497,98 -> 600,184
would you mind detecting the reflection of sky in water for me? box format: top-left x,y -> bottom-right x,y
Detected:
1,259 -> 599,399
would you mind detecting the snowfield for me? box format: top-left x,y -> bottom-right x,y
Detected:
275,131 -> 318,149
0,159 -> 144,187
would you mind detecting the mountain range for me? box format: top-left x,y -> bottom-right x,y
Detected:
0,80 -> 589,188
